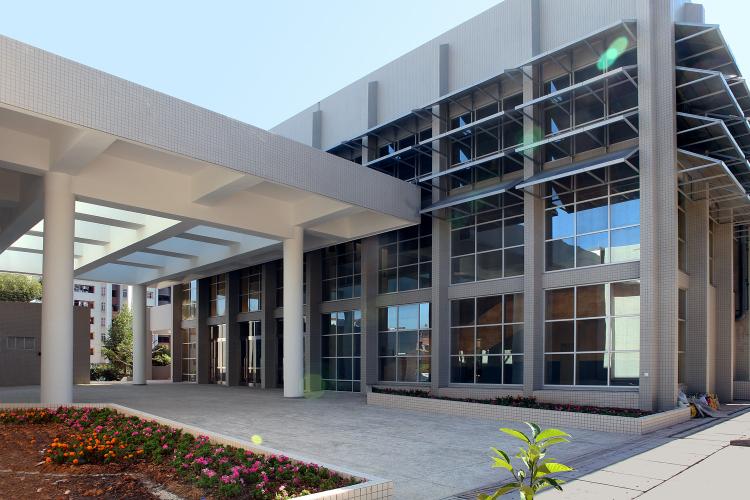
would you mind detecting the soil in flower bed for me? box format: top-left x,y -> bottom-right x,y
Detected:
0,407 -> 359,499
0,422 -> 203,499
372,387 -> 653,417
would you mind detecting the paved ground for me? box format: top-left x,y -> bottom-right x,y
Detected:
0,383 -> 640,499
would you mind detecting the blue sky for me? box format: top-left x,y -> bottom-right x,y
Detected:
0,1 -> 747,130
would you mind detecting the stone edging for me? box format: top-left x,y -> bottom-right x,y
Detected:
0,402 -> 393,499
367,392 -> 691,435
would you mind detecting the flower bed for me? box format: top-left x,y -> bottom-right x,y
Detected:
0,407 -> 358,498
371,387 -> 651,417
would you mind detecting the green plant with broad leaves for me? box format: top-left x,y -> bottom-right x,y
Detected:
478,422 -> 573,500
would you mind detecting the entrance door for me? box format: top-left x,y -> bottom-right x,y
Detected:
209,324 -> 227,384
241,321 -> 262,386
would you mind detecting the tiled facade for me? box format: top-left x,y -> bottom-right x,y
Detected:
145,0 -> 750,412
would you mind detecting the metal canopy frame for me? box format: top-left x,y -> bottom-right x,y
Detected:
676,66 -> 745,118
675,23 -> 742,78
515,146 -> 638,190
420,178 -> 519,214
516,111 -> 638,154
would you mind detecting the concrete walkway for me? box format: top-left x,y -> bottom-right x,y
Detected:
449,403 -> 750,499
0,383 -> 639,500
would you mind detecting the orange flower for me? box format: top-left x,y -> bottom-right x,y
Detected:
72,459 -> 79,465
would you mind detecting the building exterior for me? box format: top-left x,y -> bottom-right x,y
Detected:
148,0 -> 750,411
0,0 -> 749,411
73,280 -> 137,363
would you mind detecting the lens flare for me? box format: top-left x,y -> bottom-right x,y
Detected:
597,36 -> 629,71
303,373 -> 325,399
251,434 -> 263,445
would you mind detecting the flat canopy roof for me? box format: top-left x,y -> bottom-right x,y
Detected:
0,35 -> 420,285
420,178 -> 519,214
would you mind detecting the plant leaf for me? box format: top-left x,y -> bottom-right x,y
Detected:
492,457 -> 514,472
491,447 -> 511,463
539,462 -> 574,474
525,422 -> 541,439
500,428 -> 531,443
479,483 -> 520,500
539,437 -> 569,449
546,477 -> 566,491
535,428 -> 571,443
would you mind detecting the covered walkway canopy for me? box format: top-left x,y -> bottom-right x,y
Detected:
0,35 -> 420,404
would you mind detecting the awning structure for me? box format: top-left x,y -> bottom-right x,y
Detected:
676,112 -> 750,189
420,178 -> 519,214
0,34 -> 421,286
515,147 -> 638,190
677,149 -> 750,225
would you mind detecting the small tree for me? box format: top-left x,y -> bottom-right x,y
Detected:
152,344 -> 171,366
0,273 -> 42,302
102,305 -> 133,379
479,422 -> 573,500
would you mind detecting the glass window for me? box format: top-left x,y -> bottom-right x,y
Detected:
181,280 -> 197,320
450,294 -> 524,385
240,265 -> 262,312
545,163 -> 640,270
450,192 -> 525,283
544,281 -> 640,386
322,310 -> 362,392
322,241 -> 362,301
378,303 -> 431,383
209,275 -> 226,317
379,216 -> 432,293
678,194 -> 687,272
181,327 -> 197,382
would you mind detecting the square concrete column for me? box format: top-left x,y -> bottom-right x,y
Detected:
431,101 -> 451,391
261,262 -> 279,389
170,284 -> 183,382
226,270 -> 242,386
40,172 -> 75,404
305,250 -> 323,392
637,0 -> 680,411
685,197 -> 712,394
361,237 -> 379,388
522,64 -> 545,397
283,226 -> 305,397
714,222 -> 734,401
196,278 -> 211,384
132,284 -> 149,385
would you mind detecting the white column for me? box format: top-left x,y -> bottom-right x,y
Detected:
132,284 -> 148,385
40,172 -> 75,405
283,226 -> 304,397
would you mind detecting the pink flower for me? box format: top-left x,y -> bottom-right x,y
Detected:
162,444 -> 169,450
201,468 -> 217,478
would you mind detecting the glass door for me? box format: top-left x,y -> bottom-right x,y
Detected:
209,324 -> 227,384
241,321 -> 262,386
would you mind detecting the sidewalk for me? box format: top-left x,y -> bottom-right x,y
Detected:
540,404 -> 750,499
451,403 -> 750,499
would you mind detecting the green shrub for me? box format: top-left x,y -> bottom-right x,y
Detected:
90,363 -> 120,381
152,344 -> 171,366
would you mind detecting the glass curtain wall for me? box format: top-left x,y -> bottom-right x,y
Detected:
322,242 -> 361,301
240,266 -> 262,312
545,163 -> 640,270
450,294 -> 524,384
378,303 -> 431,382
544,281 -> 640,386
181,327 -> 197,382
321,310 -> 362,391
182,281 -> 197,320
378,216 -> 432,293
209,275 -> 226,317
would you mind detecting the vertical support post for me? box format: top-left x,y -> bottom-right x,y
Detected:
430,43 -> 451,393
197,278 -> 210,384
638,0 -> 679,411
715,223 -> 735,401
305,250 -> 323,392
171,285 -> 183,382
132,284 -> 147,385
261,262 -> 278,388
522,64 -> 544,397
226,271 -> 242,386
685,198 -> 710,393
283,226 -> 305,397
361,237 -> 380,388
40,172 -> 75,404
